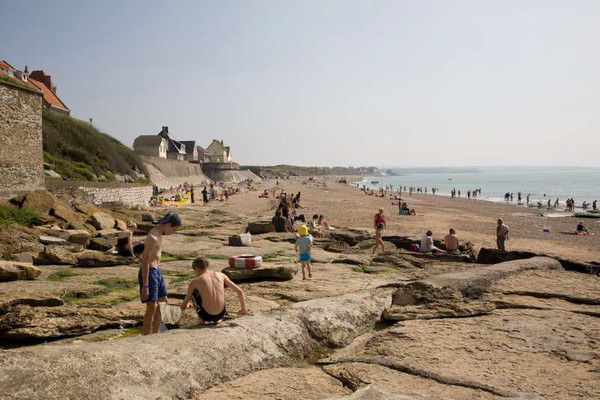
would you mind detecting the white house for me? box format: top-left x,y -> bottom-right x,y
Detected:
133,135 -> 167,159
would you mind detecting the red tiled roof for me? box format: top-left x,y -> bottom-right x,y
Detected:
28,77 -> 69,111
0,60 -> 15,71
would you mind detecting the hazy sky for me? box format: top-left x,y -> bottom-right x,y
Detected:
2,1 -> 599,167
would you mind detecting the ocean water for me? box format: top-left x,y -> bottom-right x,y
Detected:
361,167 -> 600,206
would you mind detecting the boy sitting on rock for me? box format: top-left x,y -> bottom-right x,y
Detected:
180,256 -> 247,324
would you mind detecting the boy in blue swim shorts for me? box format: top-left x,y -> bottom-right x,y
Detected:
139,212 -> 181,335
295,224 -> 313,280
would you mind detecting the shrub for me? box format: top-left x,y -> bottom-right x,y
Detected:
0,205 -> 38,227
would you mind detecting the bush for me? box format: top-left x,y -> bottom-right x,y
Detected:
0,205 -> 38,227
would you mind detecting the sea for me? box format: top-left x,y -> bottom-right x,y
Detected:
361,167 -> 600,206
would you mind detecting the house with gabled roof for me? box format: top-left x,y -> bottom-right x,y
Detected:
180,141 -> 199,162
157,126 -> 186,161
133,135 -> 167,159
206,139 -> 232,163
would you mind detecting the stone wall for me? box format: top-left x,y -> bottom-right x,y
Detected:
141,156 -> 210,188
46,180 -> 153,207
0,80 -> 44,198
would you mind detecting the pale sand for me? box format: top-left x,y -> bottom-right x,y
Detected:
196,177 -> 600,262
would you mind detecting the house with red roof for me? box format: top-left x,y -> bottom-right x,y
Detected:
0,60 -> 70,115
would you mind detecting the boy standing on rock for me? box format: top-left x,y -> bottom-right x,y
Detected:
295,224 -> 313,280
180,256 -> 247,324
139,212 -> 181,335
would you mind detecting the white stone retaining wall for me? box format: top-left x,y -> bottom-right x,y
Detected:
46,181 -> 153,207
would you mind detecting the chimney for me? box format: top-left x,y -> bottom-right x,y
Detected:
162,126 -> 169,134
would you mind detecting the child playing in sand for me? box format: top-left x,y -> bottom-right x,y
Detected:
180,256 -> 247,324
295,224 -> 313,280
139,212 -> 181,335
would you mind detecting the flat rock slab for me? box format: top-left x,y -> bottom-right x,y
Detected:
322,363 -> 499,400
341,309 -> 600,399
247,220 -> 275,234
38,235 -> 67,245
477,248 -> 599,274
75,251 -> 132,268
371,251 -> 422,269
91,212 -> 115,231
383,301 -> 495,321
194,367 -> 351,399
325,385 -> 431,400
329,228 -> 372,246
35,245 -> 81,265
223,264 -> 299,282
0,289 -> 393,399
424,257 -> 562,298
0,305 -> 141,340
333,255 -> 369,266
0,261 -> 42,282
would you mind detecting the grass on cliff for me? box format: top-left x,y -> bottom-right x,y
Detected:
0,204 -> 38,227
42,110 -> 148,182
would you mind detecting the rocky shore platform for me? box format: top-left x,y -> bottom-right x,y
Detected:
0,178 -> 598,399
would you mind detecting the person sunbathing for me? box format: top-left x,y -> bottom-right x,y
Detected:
317,215 -> 330,230
420,230 -> 445,253
309,214 -> 324,238
576,222 -> 590,236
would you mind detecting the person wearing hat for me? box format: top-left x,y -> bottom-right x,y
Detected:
139,212 -> 182,335
295,224 -> 313,280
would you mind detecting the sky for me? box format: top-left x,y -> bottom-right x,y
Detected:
1,0 -> 599,167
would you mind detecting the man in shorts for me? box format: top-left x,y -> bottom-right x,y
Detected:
139,212 -> 181,335
180,256 -> 247,324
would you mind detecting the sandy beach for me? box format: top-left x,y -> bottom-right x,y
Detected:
213,177 -> 600,262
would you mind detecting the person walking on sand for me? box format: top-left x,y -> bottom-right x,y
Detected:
496,218 -> 510,251
139,212 -> 181,335
372,208 -> 387,255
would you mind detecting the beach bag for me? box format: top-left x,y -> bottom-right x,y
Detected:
410,244 -> 420,252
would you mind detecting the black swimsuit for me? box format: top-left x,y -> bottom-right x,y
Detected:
192,289 -> 226,322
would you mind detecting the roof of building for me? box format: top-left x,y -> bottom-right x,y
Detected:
180,141 -> 197,155
0,60 -> 15,71
133,135 -> 165,147
158,129 -> 186,154
28,77 -> 69,112
196,145 -> 207,154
